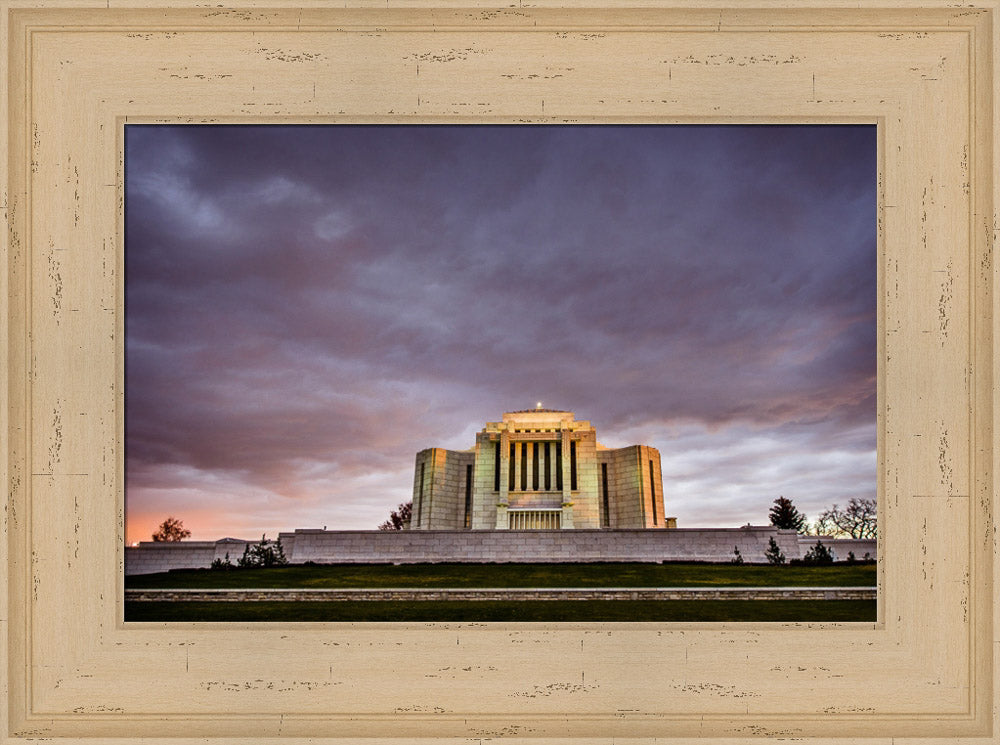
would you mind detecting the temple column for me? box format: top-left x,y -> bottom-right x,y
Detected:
560,424 -> 574,528
543,442 -> 549,490
513,442 -> 521,492
496,429 -> 510,529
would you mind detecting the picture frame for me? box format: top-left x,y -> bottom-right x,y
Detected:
2,1 -> 996,742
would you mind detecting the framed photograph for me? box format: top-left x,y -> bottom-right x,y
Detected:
2,1 -> 996,742
120,121 -> 879,625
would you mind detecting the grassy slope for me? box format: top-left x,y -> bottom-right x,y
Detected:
125,561 -> 877,589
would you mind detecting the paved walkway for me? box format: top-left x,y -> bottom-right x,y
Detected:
125,587 -> 876,602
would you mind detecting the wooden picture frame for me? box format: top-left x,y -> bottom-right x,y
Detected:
2,1 -> 996,741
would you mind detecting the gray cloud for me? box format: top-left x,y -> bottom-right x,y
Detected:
125,125 -> 875,541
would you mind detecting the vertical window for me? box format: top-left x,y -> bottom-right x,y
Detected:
509,443 -> 516,491
532,442 -> 539,490
555,442 -> 563,490
570,441 -> 577,491
494,441 -> 500,492
601,462 -> 610,528
416,462 -> 425,527
544,443 -> 551,490
465,464 -> 473,529
649,459 -> 658,525
520,442 -> 528,491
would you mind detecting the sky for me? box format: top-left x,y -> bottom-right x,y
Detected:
124,125 -> 876,544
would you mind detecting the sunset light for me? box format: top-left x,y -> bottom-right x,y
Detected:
124,125 -> 876,543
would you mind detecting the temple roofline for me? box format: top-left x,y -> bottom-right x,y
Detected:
507,408 -> 572,414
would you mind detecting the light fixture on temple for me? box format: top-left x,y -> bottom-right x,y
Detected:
536,401 -> 543,409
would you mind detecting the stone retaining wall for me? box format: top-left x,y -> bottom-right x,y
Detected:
798,536 -> 876,562
125,587 -> 876,602
124,538 -> 249,576
125,528 -> 877,576
278,526 -> 804,565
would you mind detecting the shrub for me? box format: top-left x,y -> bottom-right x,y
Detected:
238,534 -> 289,568
731,546 -> 744,565
802,540 -> 834,565
210,552 -> 233,570
846,551 -> 856,565
764,536 -> 786,565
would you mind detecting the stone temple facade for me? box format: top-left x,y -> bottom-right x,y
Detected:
411,409 -> 672,530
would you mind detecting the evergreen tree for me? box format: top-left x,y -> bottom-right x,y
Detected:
802,540 -> 834,565
768,496 -> 807,532
272,536 -> 288,565
764,536 -> 786,565
237,534 -> 289,567
238,543 -> 254,568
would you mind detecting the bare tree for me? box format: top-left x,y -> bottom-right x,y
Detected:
813,497 -> 876,538
151,516 -> 191,542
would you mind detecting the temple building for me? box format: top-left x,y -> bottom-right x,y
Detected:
411,409 -> 672,530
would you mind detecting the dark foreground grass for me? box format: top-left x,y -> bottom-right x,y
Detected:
126,561 -> 876,589
125,599 -> 876,622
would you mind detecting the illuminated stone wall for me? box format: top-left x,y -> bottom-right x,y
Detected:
124,528 -> 877,575
411,448 -> 475,530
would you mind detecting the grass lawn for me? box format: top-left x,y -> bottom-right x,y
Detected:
125,599 -> 876,622
126,561 -> 877,589
126,562 -> 877,622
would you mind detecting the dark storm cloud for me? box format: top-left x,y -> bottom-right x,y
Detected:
125,125 -> 875,539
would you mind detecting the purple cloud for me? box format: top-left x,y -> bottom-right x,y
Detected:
125,125 -> 875,541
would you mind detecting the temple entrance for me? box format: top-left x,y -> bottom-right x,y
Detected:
508,509 -> 562,530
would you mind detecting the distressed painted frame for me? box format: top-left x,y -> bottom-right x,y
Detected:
1,1 -> 997,742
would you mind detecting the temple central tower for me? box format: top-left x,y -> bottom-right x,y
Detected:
411,410 -> 667,530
